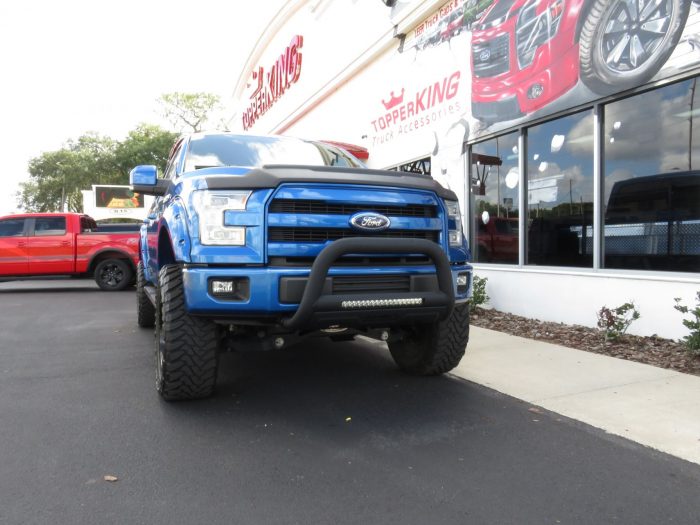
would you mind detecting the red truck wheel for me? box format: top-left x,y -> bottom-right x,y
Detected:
579,0 -> 690,94
94,259 -> 133,291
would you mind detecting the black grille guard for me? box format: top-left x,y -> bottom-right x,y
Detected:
280,237 -> 455,330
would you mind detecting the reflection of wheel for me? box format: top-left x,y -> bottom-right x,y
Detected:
155,265 -> 219,401
579,0 -> 690,93
388,304 -> 469,375
136,262 -> 155,328
94,258 -> 133,291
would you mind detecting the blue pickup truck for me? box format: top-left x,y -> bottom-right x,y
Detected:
130,132 -> 472,400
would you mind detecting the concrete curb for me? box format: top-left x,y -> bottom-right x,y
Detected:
451,327 -> 700,465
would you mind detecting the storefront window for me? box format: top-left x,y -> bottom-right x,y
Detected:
527,111 -> 594,267
604,79 -> 700,272
470,131 -> 519,264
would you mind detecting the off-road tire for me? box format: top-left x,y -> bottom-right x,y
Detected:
154,264 -> 219,401
579,0 -> 690,94
136,262 -> 155,328
94,258 -> 133,291
388,303 -> 470,375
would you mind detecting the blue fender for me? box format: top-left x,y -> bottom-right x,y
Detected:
159,197 -> 193,264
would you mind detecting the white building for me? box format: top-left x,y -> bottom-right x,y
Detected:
232,0 -> 700,339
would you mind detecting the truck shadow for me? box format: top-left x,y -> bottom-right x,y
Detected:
158,337 -> 495,445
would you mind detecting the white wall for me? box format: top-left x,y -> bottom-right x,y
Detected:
235,1 -> 700,341
473,265 -> 700,340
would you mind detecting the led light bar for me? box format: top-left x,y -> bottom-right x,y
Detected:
341,298 -> 423,309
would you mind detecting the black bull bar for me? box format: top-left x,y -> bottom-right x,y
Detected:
281,237 -> 455,331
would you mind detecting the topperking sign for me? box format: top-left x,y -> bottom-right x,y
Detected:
242,35 -> 304,130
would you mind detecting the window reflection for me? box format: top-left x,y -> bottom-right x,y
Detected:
604,79 -> 700,272
470,132 -> 519,263
527,111 -> 594,267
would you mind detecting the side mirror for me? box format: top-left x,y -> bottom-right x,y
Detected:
130,165 -> 168,196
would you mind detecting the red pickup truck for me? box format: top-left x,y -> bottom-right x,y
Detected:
0,212 -> 140,291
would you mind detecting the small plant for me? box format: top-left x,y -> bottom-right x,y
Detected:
674,292 -> 700,357
469,275 -> 489,313
596,302 -> 640,342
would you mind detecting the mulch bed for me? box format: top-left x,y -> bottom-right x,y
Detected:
470,307 -> 700,377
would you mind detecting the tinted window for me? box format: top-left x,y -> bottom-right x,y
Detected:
527,110 -> 594,268
0,219 -> 25,237
470,131 -> 519,264
183,135 -> 356,172
34,217 -> 66,236
604,79 -> 700,272
478,0 -> 508,24
165,143 -> 183,179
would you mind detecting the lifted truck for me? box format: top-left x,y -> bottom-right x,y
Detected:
0,212 -> 139,290
131,133 -> 472,400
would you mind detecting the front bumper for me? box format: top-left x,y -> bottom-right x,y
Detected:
181,238 -> 471,330
471,40 -> 580,120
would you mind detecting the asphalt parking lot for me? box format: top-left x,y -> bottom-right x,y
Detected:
1,279 -> 699,525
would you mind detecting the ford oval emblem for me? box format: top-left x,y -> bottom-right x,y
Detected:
349,212 -> 391,232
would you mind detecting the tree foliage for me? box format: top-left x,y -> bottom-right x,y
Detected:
19,125 -> 176,213
158,92 -> 222,132
114,124 -> 178,177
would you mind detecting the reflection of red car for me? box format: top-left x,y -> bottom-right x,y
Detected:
471,0 -> 691,123
441,9 -> 466,40
476,216 -> 518,262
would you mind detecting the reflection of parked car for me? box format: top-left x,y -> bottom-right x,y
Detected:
528,214 -> 593,266
471,0 -> 692,123
476,215 -> 518,262
605,171 -> 700,271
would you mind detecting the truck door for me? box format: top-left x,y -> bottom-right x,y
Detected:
0,218 -> 29,275
27,216 -> 74,274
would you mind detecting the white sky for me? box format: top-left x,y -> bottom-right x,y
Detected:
0,0 -> 285,215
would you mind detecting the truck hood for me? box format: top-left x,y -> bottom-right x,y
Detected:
196,165 -> 458,201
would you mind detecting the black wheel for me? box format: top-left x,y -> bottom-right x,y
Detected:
579,0 -> 691,94
154,264 -> 220,401
94,258 -> 133,291
136,262 -> 155,328
388,304 -> 470,375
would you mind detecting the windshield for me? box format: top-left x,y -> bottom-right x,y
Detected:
478,0 -> 508,25
183,134 -> 363,172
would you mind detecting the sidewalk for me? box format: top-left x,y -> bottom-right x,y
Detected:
451,327 -> 700,465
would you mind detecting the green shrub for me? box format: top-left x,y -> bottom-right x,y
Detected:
596,302 -> 640,342
469,275 -> 489,313
674,292 -> 700,356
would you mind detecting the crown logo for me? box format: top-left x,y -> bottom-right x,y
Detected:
382,88 -> 405,110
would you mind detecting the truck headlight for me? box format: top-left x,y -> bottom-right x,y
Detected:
192,190 -> 251,246
445,200 -> 463,247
